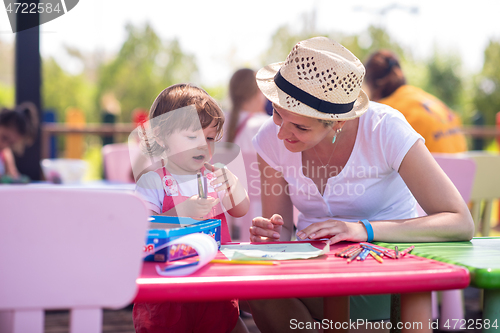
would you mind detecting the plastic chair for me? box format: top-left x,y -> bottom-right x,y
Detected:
102,143 -> 137,183
416,153 -> 476,330
464,151 -> 500,236
0,187 -> 149,333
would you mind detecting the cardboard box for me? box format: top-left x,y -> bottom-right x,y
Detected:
143,216 -> 221,262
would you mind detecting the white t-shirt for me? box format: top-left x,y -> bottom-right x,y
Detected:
252,102 -> 423,232
232,111 -> 270,153
135,171 -> 220,214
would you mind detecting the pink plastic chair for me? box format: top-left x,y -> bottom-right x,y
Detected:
418,153 -> 476,329
0,187 -> 149,333
102,143 -> 135,183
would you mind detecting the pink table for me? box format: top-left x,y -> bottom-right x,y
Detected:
135,241 -> 469,332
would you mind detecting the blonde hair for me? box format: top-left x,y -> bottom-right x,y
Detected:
226,68 -> 259,143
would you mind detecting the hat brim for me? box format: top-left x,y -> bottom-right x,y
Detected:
257,62 -> 370,121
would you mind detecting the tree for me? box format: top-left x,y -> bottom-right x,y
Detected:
0,38 -> 14,107
473,39 -> 500,125
424,50 -> 464,112
97,23 -> 198,122
42,57 -> 95,122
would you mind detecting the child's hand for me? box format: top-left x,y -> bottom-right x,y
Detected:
176,195 -> 220,220
204,162 -> 238,193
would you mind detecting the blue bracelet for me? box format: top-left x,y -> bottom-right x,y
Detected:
359,219 -> 374,242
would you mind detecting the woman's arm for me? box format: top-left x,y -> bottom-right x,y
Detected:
297,140 -> 475,244
380,139 -> 475,241
250,154 -> 294,242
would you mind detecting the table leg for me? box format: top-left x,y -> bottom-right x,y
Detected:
70,308 -> 102,333
400,292 -> 432,333
390,294 -> 401,333
483,289 -> 500,333
323,296 -> 349,333
0,310 -> 44,333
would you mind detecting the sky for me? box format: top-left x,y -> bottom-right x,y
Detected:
1,0 -> 500,86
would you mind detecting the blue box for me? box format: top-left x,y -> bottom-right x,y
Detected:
143,216 -> 221,262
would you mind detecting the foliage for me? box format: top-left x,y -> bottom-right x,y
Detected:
42,57 -> 96,122
0,38 -> 14,108
473,39 -> 500,125
424,50 -> 463,111
0,82 -> 14,108
97,23 -> 198,123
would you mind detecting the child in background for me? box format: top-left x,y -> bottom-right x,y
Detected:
134,83 -> 250,333
0,102 -> 38,183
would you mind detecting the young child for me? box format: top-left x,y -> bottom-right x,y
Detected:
134,83 -> 250,333
0,102 -> 38,182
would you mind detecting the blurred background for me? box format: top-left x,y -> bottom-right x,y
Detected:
1,0 -> 499,180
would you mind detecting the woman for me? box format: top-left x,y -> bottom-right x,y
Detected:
248,37 -> 474,332
0,102 -> 38,181
364,50 -> 467,153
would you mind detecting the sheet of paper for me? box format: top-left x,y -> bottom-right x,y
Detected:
220,242 -> 330,261
155,233 -> 218,276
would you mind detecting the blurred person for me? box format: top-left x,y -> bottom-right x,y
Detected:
364,50 -> 467,153
224,68 -> 270,241
0,102 -> 38,183
225,68 -> 270,151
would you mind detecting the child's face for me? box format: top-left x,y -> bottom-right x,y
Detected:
0,125 -> 22,151
164,120 -> 218,174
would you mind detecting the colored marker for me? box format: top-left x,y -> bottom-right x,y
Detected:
197,171 -> 205,198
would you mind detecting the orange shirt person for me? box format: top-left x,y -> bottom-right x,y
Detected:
364,50 -> 467,153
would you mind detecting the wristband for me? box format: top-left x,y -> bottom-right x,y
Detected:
359,219 -> 374,242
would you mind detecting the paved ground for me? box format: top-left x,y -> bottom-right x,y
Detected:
45,286 -> 484,333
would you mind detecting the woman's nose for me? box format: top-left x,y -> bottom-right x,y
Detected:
277,123 -> 290,140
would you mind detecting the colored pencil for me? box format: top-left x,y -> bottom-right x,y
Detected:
335,245 -> 357,257
400,245 -> 415,257
357,248 -> 371,261
346,248 -> 363,263
369,250 -> 384,263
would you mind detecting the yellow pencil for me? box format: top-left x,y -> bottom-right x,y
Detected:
210,259 -> 280,265
369,251 -> 384,263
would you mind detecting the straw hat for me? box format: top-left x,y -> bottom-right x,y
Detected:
257,37 -> 369,120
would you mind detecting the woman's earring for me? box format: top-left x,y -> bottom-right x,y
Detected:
332,128 -> 342,144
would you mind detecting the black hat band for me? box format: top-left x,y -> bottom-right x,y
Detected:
274,70 -> 355,114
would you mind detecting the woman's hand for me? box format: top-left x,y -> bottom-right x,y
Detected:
175,195 -> 220,220
250,214 -> 284,242
296,220 -> 368,245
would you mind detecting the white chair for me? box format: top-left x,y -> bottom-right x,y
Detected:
0,187 -> 149,333
463,151 -> 500,236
